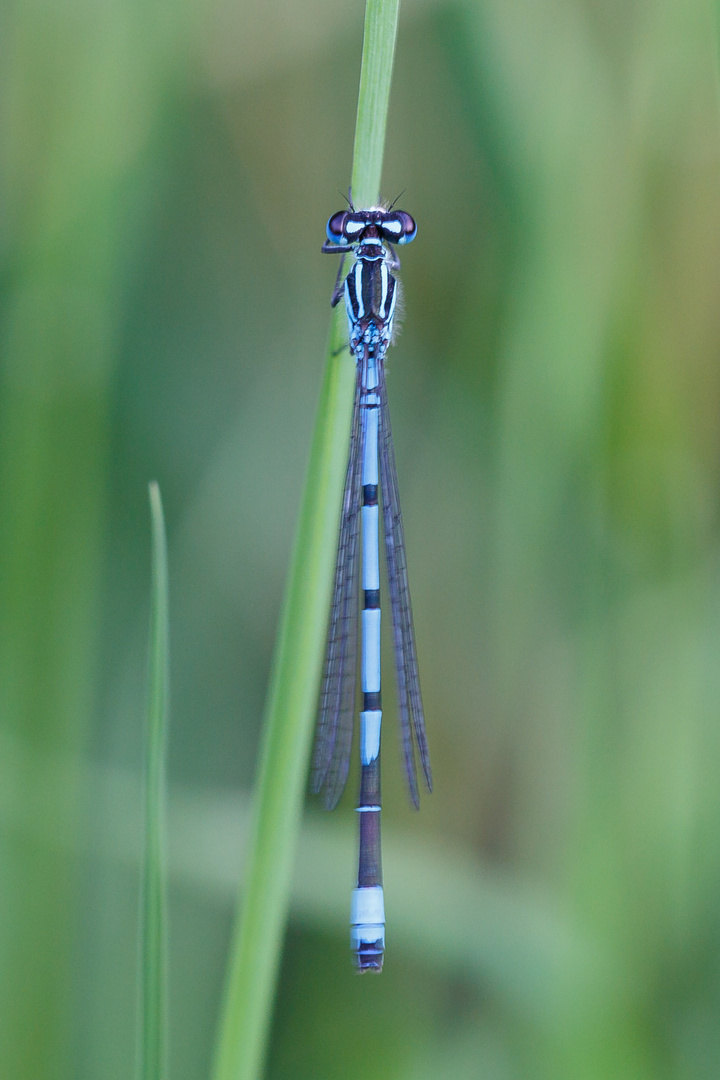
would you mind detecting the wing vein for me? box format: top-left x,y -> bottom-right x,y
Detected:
378,366 -> 432,807
312,368 -> 364,808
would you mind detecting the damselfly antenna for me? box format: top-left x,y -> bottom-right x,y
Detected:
337,187 -> 355,211
386,188 -> 406,211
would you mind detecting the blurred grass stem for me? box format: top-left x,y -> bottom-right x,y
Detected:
138,483 -> 169,1080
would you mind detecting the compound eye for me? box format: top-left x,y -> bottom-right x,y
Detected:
395,211 -> 417,244
326,211 -> 347,244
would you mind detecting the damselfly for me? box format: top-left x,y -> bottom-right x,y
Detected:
312,203 -> 432,972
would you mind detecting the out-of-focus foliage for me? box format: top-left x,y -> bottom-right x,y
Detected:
2,0 -> 720,1077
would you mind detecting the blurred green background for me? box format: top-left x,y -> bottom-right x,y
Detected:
3,0 -> 720,1077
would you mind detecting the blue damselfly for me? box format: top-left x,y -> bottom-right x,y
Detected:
312,203 -> 432,972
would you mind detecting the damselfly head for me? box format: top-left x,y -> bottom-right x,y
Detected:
325,208 -> 417,247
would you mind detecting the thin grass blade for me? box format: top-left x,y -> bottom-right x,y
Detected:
138,481 -> 169,1080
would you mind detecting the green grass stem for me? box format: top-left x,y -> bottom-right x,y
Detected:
211,2 -> 401,1079
139,482 -> 170,1080
350,0 -> 401,208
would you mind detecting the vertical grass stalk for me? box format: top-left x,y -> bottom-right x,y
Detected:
139,482 -> 170,1080
211,2 -> 401,1079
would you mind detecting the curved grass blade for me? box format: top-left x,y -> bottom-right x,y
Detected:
211,1 -> 402,1077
